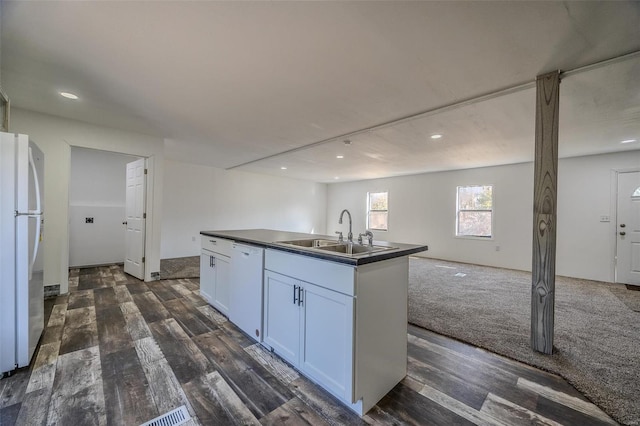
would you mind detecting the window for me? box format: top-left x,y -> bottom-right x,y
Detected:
456,185 -> 493,238
367,191 -> 388,231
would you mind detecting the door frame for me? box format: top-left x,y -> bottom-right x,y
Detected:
68,146 -> 156,282
612,167 -> 640,283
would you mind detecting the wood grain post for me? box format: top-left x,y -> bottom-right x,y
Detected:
531,71 -> 560,355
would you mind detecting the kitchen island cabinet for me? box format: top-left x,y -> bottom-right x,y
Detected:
200,228 -> 427,415
263,248 -> 408,415
263,268 -> 354,402
199,235 -> 231,315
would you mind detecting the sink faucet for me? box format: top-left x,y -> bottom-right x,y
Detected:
338,209 -> 353,243
358,230 -> 374,247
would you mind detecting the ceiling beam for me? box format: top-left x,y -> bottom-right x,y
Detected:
228,50 -> 640,172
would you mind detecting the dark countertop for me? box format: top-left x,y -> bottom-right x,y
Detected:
200,229 -> 428,266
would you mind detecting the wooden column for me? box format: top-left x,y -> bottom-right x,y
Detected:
531,71 -> 560,354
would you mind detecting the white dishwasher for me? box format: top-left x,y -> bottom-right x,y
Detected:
229,243 -> 265,342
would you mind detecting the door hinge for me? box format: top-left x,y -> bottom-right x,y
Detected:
144,168 -> 148,175
143,213 -> 146,219
142,256 -> 146,263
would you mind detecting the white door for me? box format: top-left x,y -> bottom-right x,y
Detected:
214,255 -> 231,316
124,158 -> 146,280
199,252 -> 215,304
301,282 -> 354,401
263,271 -> 301,366
616,171 -> 640,285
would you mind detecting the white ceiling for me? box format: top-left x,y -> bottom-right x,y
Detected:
2,1 -> 639,183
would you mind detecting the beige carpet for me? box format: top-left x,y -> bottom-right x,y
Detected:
408,256 -> 640,426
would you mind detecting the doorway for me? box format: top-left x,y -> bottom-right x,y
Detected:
616,170 -> 640,285
69,147 -> 143,274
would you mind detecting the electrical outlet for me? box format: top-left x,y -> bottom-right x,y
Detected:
85,217 -> 94,224
600,215 -> 610,222
495,245 -> 500,252
192,236 -> 196,242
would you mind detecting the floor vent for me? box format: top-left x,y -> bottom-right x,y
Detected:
140,405 -> 191,426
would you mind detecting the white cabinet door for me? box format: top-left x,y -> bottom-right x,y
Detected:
199,253 -> 215,304
214,255 -> 231,316
301,282 -> 354,401
263,271 -> 301,366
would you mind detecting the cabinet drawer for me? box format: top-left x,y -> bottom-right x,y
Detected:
265,249 -> 355,296
201,235 -> 233,257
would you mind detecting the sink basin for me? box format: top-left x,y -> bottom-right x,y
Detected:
277,238 -> 340,248
276,239 -> 397,257
316,243 -> 397,255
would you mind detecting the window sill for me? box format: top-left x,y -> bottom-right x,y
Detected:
454,235 -> 493,241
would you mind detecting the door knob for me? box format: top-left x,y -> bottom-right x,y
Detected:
620,232 -> 626,236
620,224 -> 626,228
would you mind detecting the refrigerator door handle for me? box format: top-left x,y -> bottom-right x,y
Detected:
28,147 -> 42,215
28,147 -> 42,278
29,214 -> 41,280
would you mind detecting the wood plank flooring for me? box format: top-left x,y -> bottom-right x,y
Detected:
0,265 -> 617,425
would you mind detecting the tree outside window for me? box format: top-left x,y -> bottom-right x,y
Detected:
456,185 -> 493,237
367,191 -> 388,231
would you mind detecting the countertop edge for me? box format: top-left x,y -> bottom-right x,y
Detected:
200,230 -> 428,266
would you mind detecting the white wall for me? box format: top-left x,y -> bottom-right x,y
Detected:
327,151 -> 640,283
555,153 -> 638,282
69,147 -> 139,267
327,162 -> 534,271
10,108 -> 165,292
161,159 -> 327,259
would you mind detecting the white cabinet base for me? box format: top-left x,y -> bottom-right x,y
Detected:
200,236 -> 231,316
264,249 -> 408,416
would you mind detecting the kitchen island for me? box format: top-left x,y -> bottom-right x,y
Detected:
200,228 -> 427,415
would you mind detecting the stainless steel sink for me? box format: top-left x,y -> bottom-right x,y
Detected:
277,238 -> 340,248
316,243 -> 397,255
276,238 -> 398,257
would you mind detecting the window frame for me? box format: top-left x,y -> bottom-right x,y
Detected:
455,184 -> 494,239
366,191 -> 389,232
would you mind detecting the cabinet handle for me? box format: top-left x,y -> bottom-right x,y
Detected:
298,287 -> 304,307
293,285 -> 298,305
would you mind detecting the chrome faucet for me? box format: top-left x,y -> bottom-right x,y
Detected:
358,230 -> 374,247
338,209 -> 353,243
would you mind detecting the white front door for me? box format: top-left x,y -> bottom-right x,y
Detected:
616,171 -> 640,285
124,158 -> 146,280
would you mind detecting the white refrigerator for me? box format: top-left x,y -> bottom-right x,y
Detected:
0,132 -> 45,376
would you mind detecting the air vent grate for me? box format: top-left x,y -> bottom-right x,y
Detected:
140,405 -> 191,426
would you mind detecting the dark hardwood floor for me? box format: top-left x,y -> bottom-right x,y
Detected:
0,265 -> 617,425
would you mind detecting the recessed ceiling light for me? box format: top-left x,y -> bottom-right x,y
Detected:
620,139 -> 637,144
334,177 -> 340,180
60,92 -> 79,100
430,134 -> 443,139
280,166 -> 287,170
336,155 -> 344,159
